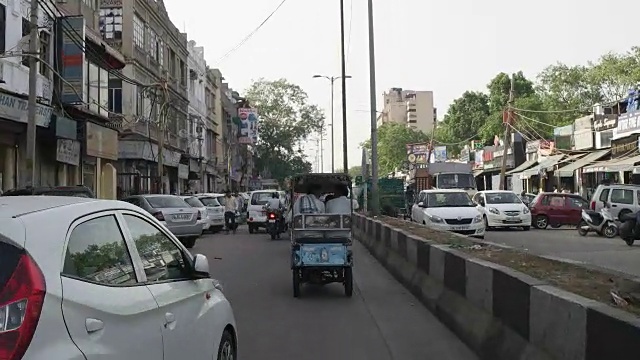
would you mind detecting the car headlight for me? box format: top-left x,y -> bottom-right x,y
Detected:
488,207 -> 500,215
523,207 -> 530,214
473,215 -> 482,223
428,214 -> 444,223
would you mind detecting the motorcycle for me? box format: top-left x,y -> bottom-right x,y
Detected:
577,204 -> 617,238
618,212 -> 639,246
266,208 -> 284,240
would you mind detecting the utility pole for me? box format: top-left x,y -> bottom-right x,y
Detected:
196,118 -> 205,192
319,130 -> 324,172
499,74 -> 515,190
367,0 -> 379,215
157,83 -> 168,194
26,0 -> 39,185
339,0 -> 348,173
330,79 -> 335,172
425,115 -> 438,186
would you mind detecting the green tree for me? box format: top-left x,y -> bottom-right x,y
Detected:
244,78 -> 324,182
435,91 -> 490,155
536,63 -> 600,113
361,122 -> 429,175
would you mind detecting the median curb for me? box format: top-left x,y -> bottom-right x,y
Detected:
353,214 -> 640,360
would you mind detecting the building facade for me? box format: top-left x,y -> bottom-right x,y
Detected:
186,40 -> 207,191
99,0 -> 190,196
376,88 -> 435,134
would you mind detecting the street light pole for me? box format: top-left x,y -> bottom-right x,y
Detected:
313,74 -> 351,173
367,0 -> 379,215
339,0 -> 348,173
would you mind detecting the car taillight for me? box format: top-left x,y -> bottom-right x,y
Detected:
269,213 -> 276,219
153,211 -> 165,221
197,211 -> 202,220
590,201 -> 595,210
0,253 -> 46,360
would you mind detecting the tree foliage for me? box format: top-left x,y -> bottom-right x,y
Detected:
361,122 -> 429,175
436,47 -> 640,153
244,78 -> 324,182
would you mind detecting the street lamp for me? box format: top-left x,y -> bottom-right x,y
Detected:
313,74 -> 351,173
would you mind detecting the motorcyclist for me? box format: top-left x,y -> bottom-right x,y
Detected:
266,192 -> 284,231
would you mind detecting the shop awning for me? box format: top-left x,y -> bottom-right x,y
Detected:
520,155 -> 565,179
555,149 -> 610,177
506,159 -> 537,175
583,154 -> 640,173
473,169 -> 484,177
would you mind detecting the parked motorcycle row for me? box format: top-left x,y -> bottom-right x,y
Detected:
578,201 -> 639,246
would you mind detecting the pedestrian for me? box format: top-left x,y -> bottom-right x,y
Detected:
552,185 -> 558,193
223,190 -> 238,234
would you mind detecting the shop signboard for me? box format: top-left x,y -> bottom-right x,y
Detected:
56,139 -> 80,166
406,142 -> 429,164
593,114 -> 617,132
573,115 -> 593,150
460,147 -> 470,163
616,111 -> 640,135
473,150 -> 483,169
611,134 -> 640,157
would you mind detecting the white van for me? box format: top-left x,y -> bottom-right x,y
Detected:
247,190 -> 279,233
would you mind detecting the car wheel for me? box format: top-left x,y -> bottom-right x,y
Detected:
344,267 -> 353,297
216,330 -> 236,360
534,215 -> 548,229
292,270 -> 301,297
483,216 -> 492,231
248,225 -> 255,234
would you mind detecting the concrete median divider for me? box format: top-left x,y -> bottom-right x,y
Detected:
353,214 -> 640,360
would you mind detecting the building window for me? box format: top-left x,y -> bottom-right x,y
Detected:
21,17 -> 29,67
180,60 -> 187,86
168,49 -> 176,78
108,79 -> 123,114
0,4 -> 5,53
136,85 -> 144,116
157,39 -> 164,65
133,14 -> 144,49
148,28 -> 157,61
82,0 -> 98,9
38,31 -> 50,76
99,8 -> 123,40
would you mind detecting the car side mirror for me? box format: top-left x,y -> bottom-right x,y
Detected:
417,201 -> 425,207
192,254 -> 210,279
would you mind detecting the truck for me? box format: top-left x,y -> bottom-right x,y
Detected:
413,162 -> 477,197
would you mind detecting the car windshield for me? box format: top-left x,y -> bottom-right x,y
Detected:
184,197 -> 205,208
486,192 -> 521,204
200,197 -> 221,207
426,192 -> 474,207
251,192 -> 272,205
436,173 -> 475,189
146,196 -> 190,208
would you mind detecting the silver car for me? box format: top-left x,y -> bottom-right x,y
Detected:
122,194 -> 203,248
195,195 -> 226,232
181,196 -> 211,232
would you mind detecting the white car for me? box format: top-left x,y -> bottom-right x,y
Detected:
0,196 -> 237,359
247,190 -> 279,233
411,189 -> 485,239
181,195 -> 211,232
194,194 -> 226,232
472,190 -> 532,230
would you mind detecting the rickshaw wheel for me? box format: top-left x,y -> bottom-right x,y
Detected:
344,267 -> 353,297
292,270 -> 301,297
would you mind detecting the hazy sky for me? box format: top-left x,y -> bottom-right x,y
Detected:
163,0 -> 640,170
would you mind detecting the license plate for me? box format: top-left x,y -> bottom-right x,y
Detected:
173,214 -> 190,220
451,226 -> 469,230
268,219 -> 275,223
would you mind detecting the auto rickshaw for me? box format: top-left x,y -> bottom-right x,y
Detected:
289,173 -> 353,297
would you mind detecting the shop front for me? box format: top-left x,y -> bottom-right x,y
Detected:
117,140 -> 182,195
583,133 -> 640,184
84,122 -> 118,199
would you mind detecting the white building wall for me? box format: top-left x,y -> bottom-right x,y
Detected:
187,40 -> 207,159
0,0 -> 56,102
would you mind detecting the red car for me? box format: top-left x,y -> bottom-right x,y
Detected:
529,192 -> 589,229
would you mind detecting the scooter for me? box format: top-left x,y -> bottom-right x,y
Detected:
266,209 -> 283,240
578,205 -> 617,238
618,212 -> 639,246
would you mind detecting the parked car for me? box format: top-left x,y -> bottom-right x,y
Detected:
529,192 -> 588,229
473,190 -> 531,230
193,195 -> 226,232
180,196 -> 211,232
121,194 -> 203,248
590,183 -> 640,220
2,185 -> 95,198
411,189 -> 485,239
0,196 -> 237,359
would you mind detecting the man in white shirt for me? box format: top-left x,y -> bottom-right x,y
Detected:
326,185 -> 352,214
290,184 -> 325,220
266,192 -> 283,210
223,191 -> 238,234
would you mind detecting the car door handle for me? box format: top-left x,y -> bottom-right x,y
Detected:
164,312 -> 176,327
85,318 -> 104,333
611,204 -> 617,207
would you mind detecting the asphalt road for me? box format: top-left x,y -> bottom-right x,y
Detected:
486,227 -> 640,277
191,227 -> 477,360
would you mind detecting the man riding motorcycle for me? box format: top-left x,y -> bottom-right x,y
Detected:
265,192 -> 285,233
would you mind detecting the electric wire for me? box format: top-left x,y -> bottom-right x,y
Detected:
216,0 -> 289,63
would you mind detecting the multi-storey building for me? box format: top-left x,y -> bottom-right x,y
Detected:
185,40 -> 207,191
377,88 -> 436,134
0,0 -> 125,197
99,0 -> 190,195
